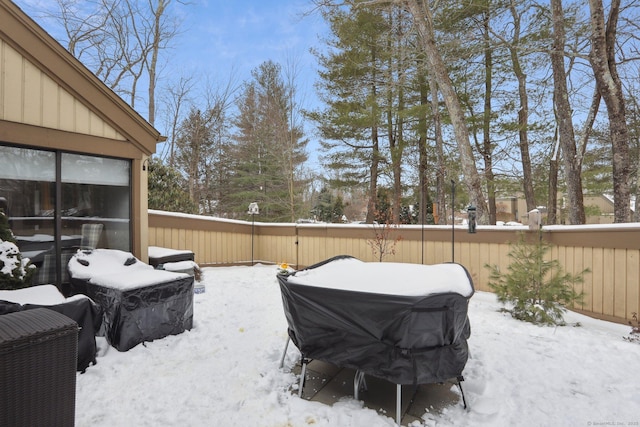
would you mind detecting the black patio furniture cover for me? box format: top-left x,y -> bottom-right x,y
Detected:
278,255 -> 474,385
0,297 -> 102,372
67,249 -> 194,352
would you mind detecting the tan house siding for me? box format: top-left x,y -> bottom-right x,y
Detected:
1,0 -> 162,262
1,1 -> 160,153
1,36 -> 125,140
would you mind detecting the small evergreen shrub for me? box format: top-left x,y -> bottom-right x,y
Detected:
0,210 -> 35,290
486,233 -> 587,326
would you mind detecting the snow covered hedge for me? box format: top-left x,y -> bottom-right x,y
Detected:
0,211 -> 34,290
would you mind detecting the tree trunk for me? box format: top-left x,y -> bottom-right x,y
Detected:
588,0 -> 631,222
148,0 -> 168,126
418,71 -> 429,225
366,51 -> 380,224
430,73 -> 446,225
508,0 -> 536,213
550,0 -> 585,224
402,0 -> 487,224
482,9 -> 496,225
366,132 -> 380,224
548,131 -> 560,225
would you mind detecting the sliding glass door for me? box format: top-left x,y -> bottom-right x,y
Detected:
0,146 -> 56,280
61,153 -> 131,253
0,144 -> 131,289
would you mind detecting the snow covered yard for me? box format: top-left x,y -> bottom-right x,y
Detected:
74,264 -> 640,427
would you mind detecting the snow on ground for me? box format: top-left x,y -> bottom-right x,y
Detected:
75,264 -> 640,427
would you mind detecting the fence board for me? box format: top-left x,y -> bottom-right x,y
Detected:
614,248 -> 627,319
626,251 -> 639,320
147,212 -> 640,324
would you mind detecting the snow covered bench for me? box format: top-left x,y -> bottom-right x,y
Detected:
148,246 -> 195,268
67,249 -> 194,351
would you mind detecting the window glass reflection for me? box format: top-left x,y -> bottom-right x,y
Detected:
61,153 -> 130,253
0,145 -> 132,288
0,146 -> 56,285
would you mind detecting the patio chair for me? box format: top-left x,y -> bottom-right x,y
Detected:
80,223 -> 103,250
33,251 -> 75,286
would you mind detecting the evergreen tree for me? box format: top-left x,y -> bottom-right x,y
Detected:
486,233 -> 587,325
0,206 -> 14,243
0,210 -> 34,290
374,188 -> 393,224
310,6 -> 389,223
312,187 -> 335,222
312,188 -> 346,223
582,126 -> 614,196
229,61 -> 308,222
148,157 -> 198,214
333,194 -> 345,223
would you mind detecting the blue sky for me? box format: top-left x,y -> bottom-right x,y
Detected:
15,0 -> 328,169
16,0 -> 327,94
163,0 -> 329,168
175,0 -> 326,84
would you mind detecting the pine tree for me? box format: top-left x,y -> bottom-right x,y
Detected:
148,158 -> 198,214
310,6 -> 389,223
174,108 -> 215,206
229,61 -> 308,222
312,187 -> 335,222
486,233 -> 587,325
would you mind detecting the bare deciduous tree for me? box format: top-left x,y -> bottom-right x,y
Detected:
160,75 -> 194,167
50,0 -> 181,125
588,0 -> 631,223
390,0 -> 488,224
550,0 -> 585,224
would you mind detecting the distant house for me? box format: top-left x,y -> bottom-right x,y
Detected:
0,0 -> 163,288
496,193 -> 635,225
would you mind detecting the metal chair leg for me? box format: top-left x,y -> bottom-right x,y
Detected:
456,375 -> 468,409
353,370 -> 367,400
298,357 -> 309,398
279,336 -> 290,369
396,384 -> 402,426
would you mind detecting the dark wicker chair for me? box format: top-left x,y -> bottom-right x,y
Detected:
0,308 -> 78,427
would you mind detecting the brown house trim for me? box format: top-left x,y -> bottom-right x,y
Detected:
0,120 -> 141,159
1,0 -> 162,154
131,158 -> 143,259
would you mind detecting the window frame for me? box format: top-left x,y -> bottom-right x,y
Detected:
0,142 -> 133,288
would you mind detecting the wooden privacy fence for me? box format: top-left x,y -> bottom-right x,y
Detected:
148,210 -> 640,325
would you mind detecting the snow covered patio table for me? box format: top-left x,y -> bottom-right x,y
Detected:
67,249 -> 194,352
278,255 -> 474,425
